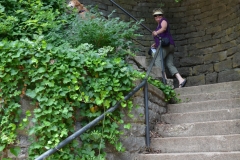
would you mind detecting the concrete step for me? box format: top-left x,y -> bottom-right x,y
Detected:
161,108 -> 240,124
150,67 -> 162,79
177,90 -> 240,103
168,98 -> 240,113
174,81 -> 240,96
150,134 -> 240,153
133,56 -> 148,68
154,119 -> 240,137
138,152 -> 240,160
131,56 -> 163,79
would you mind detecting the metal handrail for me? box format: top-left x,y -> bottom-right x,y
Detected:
35,1 -> 166,159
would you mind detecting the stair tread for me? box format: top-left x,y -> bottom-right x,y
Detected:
155,119 -> 240,137
150,134 -> 240,153
153,133 -> 240,139
174,81 -> 240,96
162,108 -> 240,124
176,90 -> 240,103
164,107 -> 240,115
141,151 -> 240,155
168,98 -> 240,113
138,152 -> 240,160
178,90 -> 240,95
158,118 -> 240,125
170,98 -> 240,106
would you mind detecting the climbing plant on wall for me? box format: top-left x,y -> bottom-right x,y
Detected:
0,0 -> 177,159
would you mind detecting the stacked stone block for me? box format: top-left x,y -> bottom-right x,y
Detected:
169,0 -> 240,86
81,0 -> 240,86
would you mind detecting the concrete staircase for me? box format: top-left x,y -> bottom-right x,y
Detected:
138,81 -> 240,160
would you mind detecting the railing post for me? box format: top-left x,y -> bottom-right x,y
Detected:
144,82 -> 150,148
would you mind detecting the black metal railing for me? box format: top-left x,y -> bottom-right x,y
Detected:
35,1 -> 166,159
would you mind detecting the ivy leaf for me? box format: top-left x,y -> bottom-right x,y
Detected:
95,97 -> 103,105
121,102 -> 127,108
29,128 -> 35,135
74,85 -> 79,90
31,57 -> 38,64
103,100 -> 110,108
44,80 -> 54,87
0,145 -> 5,152
37,67 -> 46,73
63,78 -> 70,84
123,123 -> 131,130
116,142 -> 124,152
0,5 -> 5,13
9,123 -> 16,130
35,86 -> 45,93
46,99 -> 54,106
10,69 -> 18,76
31,143 -> 42,149
41,40 -> 47,49
44,121 -> 51,126
128,113 -> 134,118
10,146 -> 21,156
47,43 -> 54,50
60,90 -> 69,96
95,67 -> 103,71
26,89 -> 37,98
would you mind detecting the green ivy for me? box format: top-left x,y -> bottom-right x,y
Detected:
0,0 -> 177,159
0,38 -> 134,159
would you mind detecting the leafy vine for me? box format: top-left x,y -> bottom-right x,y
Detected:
0,0 -> 177,159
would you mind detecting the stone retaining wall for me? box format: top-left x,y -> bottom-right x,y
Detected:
81,0 -> 240,86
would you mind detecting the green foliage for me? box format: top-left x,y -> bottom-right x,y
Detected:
0,0 -> 177,159
148,77 -> 179,102
0,0 -> 68,39
0,35 -> 135,159
133,72 -> 178,102
66,15 -> 137,50
46,11 -> 139,53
